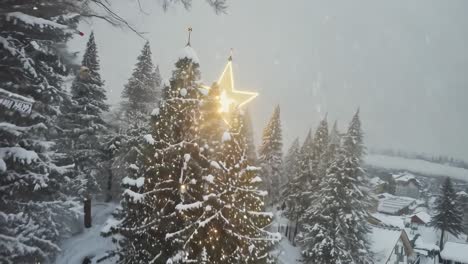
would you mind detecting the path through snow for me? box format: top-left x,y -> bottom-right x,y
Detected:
270,207 -> 303,263
54,202 -> 118,264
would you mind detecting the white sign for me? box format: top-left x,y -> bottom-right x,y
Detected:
0,96 -> 33,115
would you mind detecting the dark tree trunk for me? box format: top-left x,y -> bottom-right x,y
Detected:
439,229 -> 445,251
84,198 -> 92,228
293,216 -> 299,246
105,166 -> 113,202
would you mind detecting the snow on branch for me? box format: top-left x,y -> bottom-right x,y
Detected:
250,176 -> 262,183
0,147 -> 39,164
123,189 -> 144,203
0,37 -> 18,56
202,174 -> 215,183
0,159 -> 5,173
246,165 -> 261,171
6,12 -> 68,30
177,46 -> 200,64
101,217 -> 123,233
0,88 -> 35,103
122,176 -> 144,188
143,134 -> 155,145
247,211 -> 273,218
210,161 -> 221,169
0,122 -> 46,136
175,201 -> 202,211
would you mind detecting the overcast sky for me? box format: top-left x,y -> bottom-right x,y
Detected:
69,0 -> 468,160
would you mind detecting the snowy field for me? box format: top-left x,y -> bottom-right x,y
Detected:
366,154 -> 468,182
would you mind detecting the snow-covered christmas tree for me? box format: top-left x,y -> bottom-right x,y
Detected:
103,40 -> 204,263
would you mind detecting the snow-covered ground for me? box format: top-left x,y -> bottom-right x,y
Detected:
54,202 -> 118,264
366,154 -> 468,182
270,208 -> 302,263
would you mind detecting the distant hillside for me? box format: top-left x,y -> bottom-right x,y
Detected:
369,149 -> 468,170
365,154 -> 468,182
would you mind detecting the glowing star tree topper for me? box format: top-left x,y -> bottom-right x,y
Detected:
204,52 -> 258,115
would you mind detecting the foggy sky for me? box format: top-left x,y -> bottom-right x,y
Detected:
69,0 -> 468,160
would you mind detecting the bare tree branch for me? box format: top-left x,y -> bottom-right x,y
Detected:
77,0 -> 228,39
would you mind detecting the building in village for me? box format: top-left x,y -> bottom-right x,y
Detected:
440,242 -> 468,264
410,211 -> 431,226
458,191 -> 468,236
377,194 -> 417,215
393,172 -> 421,199
370,225 -> 414,264
370,176 -> 386,194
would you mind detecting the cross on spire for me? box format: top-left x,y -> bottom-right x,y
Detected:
186,27 -> 192,46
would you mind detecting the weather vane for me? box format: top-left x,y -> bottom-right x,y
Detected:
186,27 -> 192,46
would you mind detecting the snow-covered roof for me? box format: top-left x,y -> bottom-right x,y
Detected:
177,45 -> 199,64
414,237 -> 439,253
377,195 -> 415,214
412,212 -> 431,224
441,242 -> 468,263
370,177 -> 385,186
392,172 -> 420,186
371,213 -> 405,228
370,226 -> 403,264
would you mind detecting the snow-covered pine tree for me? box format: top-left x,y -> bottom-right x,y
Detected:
59,32 -> 111,198
0,2 -> 82,262
319,121 -> 340,177
430,177 -> 464,250
103,44 -> 203,263
299,144 -> 371,264
298,129 -> 314,185
242,108 -> 258,164
344,109 -> 365,162
282,130 -> 313,238
282,138 -> 301,184
109,41 -> 162,199
311,117 -> 328,181
258,105 -> 283,203
121,41 -> 161,116
340,110 -> 371,262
